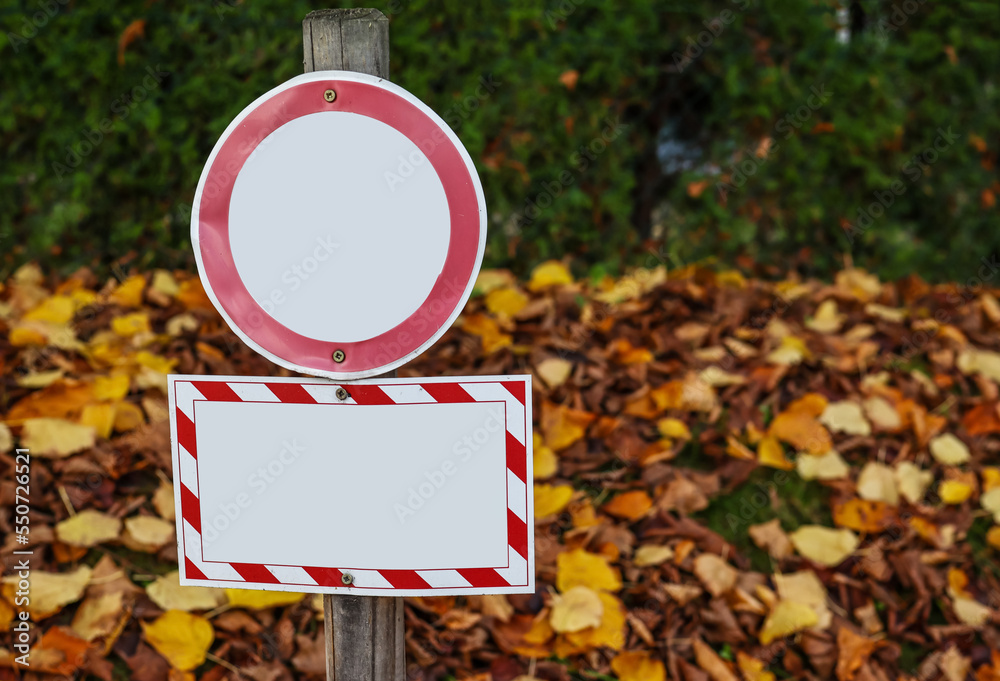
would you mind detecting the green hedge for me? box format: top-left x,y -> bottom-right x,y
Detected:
1,1 -> 997,281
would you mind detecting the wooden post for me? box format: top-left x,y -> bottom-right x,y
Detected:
302,10 -> 404,681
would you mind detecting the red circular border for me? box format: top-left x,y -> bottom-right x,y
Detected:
197,79 -> 481,374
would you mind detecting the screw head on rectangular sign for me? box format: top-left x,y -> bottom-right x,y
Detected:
191,71 -> 488,379
169,374 -> 533,596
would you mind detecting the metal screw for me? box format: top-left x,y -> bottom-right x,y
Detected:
332,349 -> 346,363
323,89 -> 336,103
341,572 -> 354,585
335,387 -> 349,401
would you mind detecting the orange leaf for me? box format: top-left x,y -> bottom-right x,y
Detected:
687,180 -> 709,198
32,627 -> 91,676
117,19 -> 146,66
541,402 -> 595,451
833,498 -> 896,533
559,69 -> 579,90
769,410 -> 832,454
602,490 -> 652,521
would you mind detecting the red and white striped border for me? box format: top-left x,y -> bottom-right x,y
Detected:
168,374 -> 533,596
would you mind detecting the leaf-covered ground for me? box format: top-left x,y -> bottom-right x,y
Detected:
2,261 -> 1000,681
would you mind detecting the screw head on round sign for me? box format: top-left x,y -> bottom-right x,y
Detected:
191,71 -> 487,379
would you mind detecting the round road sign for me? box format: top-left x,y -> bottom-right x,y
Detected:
192,71 -> 487,379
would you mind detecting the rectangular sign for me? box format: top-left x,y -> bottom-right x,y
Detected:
168,374 -> 533,596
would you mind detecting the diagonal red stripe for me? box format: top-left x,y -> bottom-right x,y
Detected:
180,485 -> 201,533
348,385 -> 396,405
191,381 -> 242,402
379,570 -> 431,590
457,568 -> 509,588
265,382 -> 317,404
184,557 -> 208,581
420,382 -> 474,403
230,563 -> 280,584
303,566 -> 344,587
506,431 -> 527,483
176,409 -> 197,459
501,380 -> 527,406
507,509 -> 528,561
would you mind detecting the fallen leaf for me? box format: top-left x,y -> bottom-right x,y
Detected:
862,396 -> 902,431
748,519 -> 793,560
692,637 -> 739,681
835,627 -> 880,681
805,299 -> 844,333
611,650 -> 666,681
541,402 -> 595,450
633,544 -> 674,567
122,515 -> 174,552
71,592 -> 125,641
759,600 -> 819,644
757,435 -> 793,470
141,610 -> 214,671
225,589 -> 305,609
737,652 -> 776,681
528,260 -> 573,291
833,498 -> 895,532
146,571 -> 225,612
603,490 -> 652,521
769,410 -> 831,454
797,449 -> 850,480
20,417 -> 96,458
692,553 -> 738,597
981,488 -> 1000,522
789,526 -> 859,566
556,548 -> 622,592
895,461 -> 934,504
929,433 -> 971,465
549,586 -> 602,633
939,479 -> 974,504
819,401 -> 871,436
856,462 -> 899,505
486,287 -> 528,317
536,357 -> 573,388
1,566 -> 91,618
55,510 -> 122,547
535,483 -> 573,518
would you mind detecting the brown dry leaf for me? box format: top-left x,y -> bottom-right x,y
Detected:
541,402 -> 595,450
20,417 -> 96,457
611,650 -> 666,681
549,586 -> 603,633
692,553 -> 738,597
122,515 -> 175,552
939,646 -> 971,681
71,591 -> 125,641
748,519 -> 793,560
55,509 -> 122,547
691,637 -> 739,681
152,479 -> 176,520
663,583 -> 703,606
769,410 -> 831,454
141,610 -> 214,671
789,526 -> 859,566
835,627 -> 880,681
603,490 -> 652,521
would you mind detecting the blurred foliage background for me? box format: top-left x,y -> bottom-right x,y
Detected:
1,0 -> 997,281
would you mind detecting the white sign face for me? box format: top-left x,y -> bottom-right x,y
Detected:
169,374 -> 533,596
191,71 -> 487,379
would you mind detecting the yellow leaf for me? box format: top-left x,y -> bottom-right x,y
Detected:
796,449 -> 850,480
536,357 -> 573,389
485,287 -> 528,317
17,369 -> 65,388
757,435 -> 793,470
473,269 -> 516,295
549,586 -> 603,633
789,525 -> 859,566
957,348 -> 1000,383
774,570 -> 830,629
698,366 -> 746,387
939,480 -> 973,505
692,553 -> 738,597
20,418 -> 96,458
766,335 -> 809,365
929,433 -> 971,465
142,610 -> 214,671
556,548 -> 622,592
533,437 -> 559,479
134,350 -> 178,374
151,270 -> 180,297
952,596 -> 991,627
110,275 -> 146,307
633,544 -> 674,567
602,490 -> 652,521
534,483 -> 573,518
541,402 -> 595,451
224,589 -> 306,609
737,652 -> 776,681
71,592 -> 125,641
80,403 -> 116,439
986,526 -> 1000,550
122,515 -> 175,552
611,651 -> 666,681
564,591 -> 626,651
819,401 -> 871,436
768,410 -> 831,454
982,467 -> 1000,492
9,323 -> 50,346
153,480 -> 175,521
94,373 -> 130,401
981,488 -> 1000,523
23,295 -> 76,324
528,260 -> 573,291
146,572 -> 225,612
895,461 -> 934,504
55,509 -> 122,547
857,462 -> 899,505
114,401 -> 145,432
862,396 -> 902,431
805,299 -> 843,334
460,313 -> 512,354
1,566 -> 91,618
759,600 -> 819,644
112,311 -> 151,337
657,417 -> 691,440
